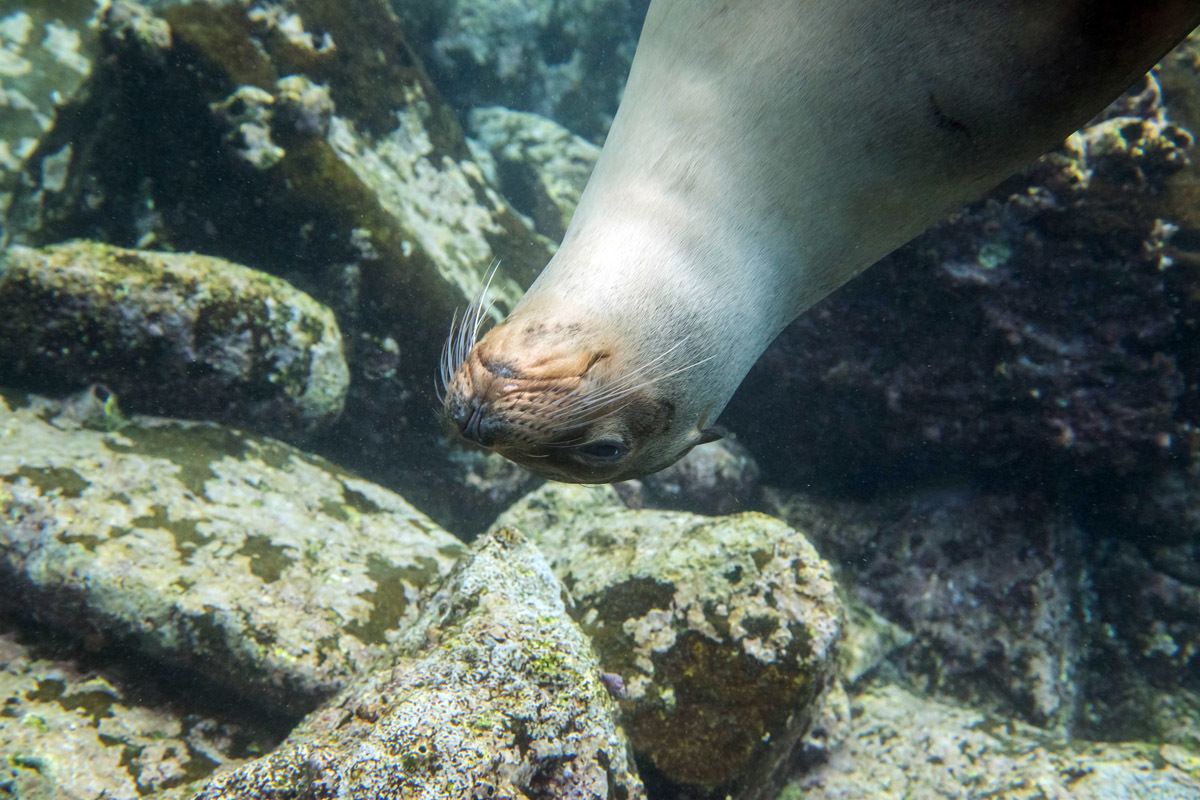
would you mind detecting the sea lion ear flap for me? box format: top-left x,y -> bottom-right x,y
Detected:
696,426 -> 726,445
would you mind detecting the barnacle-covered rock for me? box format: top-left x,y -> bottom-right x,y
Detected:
468,106 -> 600,240
494,483 -> 843,797
785,684 -> 1200,800
0,622 -> 276,800
395,0 -> 641,142
0,389 -> 462,713
187,527 -> 646,800
775,488 -> 1086,732
0,241 -> 349,437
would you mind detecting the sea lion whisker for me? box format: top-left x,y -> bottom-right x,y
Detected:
551,351 -> 713,418
542,435 -> 589,448
539,343 -> 689,421
545,355 -> 716,432
438,307 -> 462,399
467,261 -> 502,345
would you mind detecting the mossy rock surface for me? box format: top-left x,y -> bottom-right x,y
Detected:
0,241 -> 349,437
788,684 -> 1200,800
494,483 -> 843,796
187,528 -> 646,800
0,622 -> 277,800
0,389 -> 462,713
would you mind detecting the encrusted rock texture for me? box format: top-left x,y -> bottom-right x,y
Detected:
2,0 -> 558,534
727,71 -> 1200,487
394,0 -> 642,142
469,106 -> 600,240
0,620 -> 278,799
0,1 -> 99,234
0,241 -> 349,436
186,527 -> 646,800
0,389 -> 463,713
776,488 -> 1085,732
786,684 -> 1200,800
496,482 -> 844,798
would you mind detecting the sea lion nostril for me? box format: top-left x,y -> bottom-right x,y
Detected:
461,402 -> 489,446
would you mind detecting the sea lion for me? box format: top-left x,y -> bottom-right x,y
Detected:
442,0 -> 1200,483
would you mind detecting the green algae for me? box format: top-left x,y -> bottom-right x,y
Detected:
345,554 -> 439,646
131,504 -> 213,560
237,534 -> 295,584
341,484 -> 382,515
105,423 -> 248,498
1,466 -> 88,498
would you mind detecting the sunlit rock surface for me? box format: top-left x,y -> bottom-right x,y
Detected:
394,0 -> 642,142
0,389 -> 463,713
186,528 -> 646,800
496,482 -> 843,797
468,106 -> 600,240
0,621 -> 278,799
786,684 -> 1200,800
0,241 -> 349,436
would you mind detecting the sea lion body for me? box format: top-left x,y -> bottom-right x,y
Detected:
444,0 -> 1200,483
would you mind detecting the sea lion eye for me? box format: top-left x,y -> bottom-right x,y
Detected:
576,440 -> 625,463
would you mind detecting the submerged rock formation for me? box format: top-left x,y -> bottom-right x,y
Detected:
496,483 -> 845,798
0,242 -> 349,436
187,528 -> 646,800
0,389 -> 462,713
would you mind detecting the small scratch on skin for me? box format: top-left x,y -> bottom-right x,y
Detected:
928,92 -> 974,144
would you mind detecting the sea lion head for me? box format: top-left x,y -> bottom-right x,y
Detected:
440,301 -> 723,484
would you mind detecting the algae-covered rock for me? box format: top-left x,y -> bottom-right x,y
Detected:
469,106 -> 600,240
787,684 -> 1200,800
0,241 -> 349,436
0,1 -> 102,237
775,488 -> 1085,732
397,0 -> 641,142
0,0 -> 561,532
0,621 -> 276,800
1082,537 -> 1200,745
0,389 -> 463,713
188,527 -> 646,800
616,437 -> 762,517
495,483 -> 842,797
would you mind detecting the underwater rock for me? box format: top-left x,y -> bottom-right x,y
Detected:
786,684 -> 1200,800
727,70 -> 1195,488
0,390 -> 463,714
616,437 -> 762,517
395,0 -> 642,142
1,0 -> 557,533
775,488 -> 1085,732
186,527 -> 646,800
494,482 -> 843,797
0,241 -> 349,437
1081,537 -> 1200,745
468,106 -> 600,240
0,620 -> 276,800
0,1 -> 104,241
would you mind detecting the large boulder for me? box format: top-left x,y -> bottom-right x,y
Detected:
186,528 -> 647,800
0,389 -> 463,713
496,483 -> 844,798
0,241 -> 349,437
